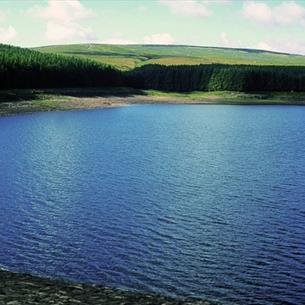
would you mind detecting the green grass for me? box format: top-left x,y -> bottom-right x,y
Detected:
144,89 -> 305,103
33,44 -> 305,70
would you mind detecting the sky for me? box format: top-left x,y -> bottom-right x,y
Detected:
1,0 -> 305,55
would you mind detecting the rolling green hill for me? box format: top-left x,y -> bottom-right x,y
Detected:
3,43 -> 305,93
33,44 -> 305,70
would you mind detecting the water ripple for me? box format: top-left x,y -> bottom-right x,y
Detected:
1,105 -> 305,305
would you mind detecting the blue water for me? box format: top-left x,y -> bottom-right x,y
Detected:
1,105 -> 305,305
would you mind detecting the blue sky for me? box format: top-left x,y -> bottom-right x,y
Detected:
1,0 -> 305,54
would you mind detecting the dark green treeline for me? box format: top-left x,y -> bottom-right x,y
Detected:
0,44 -> 123,89
2,44 -> 305,92
127,64 -> 305,92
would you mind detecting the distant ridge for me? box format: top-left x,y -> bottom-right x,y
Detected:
33,43 -> 305,70
130,44 -> 295,56
35,43 -> 297,56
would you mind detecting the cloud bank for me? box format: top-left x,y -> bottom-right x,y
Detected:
243,1 -> 305,26
26,0 -> 96,42
0,25 -> 17,43
143,33 -> 175,44
0,10 -> 17,43
159,0 -> 211,17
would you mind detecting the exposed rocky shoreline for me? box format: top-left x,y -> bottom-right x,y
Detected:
1,88 -> 305,116
0,270 -> 215,305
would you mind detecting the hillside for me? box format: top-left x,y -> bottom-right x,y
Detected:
2,43 -> 305,93
33,44 -> 305,70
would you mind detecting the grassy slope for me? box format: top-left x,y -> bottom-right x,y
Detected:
33,44 -> 305,70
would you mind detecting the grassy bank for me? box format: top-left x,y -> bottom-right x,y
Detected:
1,88 -> 305,116
0,269 -> 212,305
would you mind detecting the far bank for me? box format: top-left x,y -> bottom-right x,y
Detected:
1,87 -> 305,116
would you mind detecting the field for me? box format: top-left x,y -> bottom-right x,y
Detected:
33,44 -> 305,70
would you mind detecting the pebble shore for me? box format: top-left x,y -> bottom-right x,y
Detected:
0,270 -> 214,305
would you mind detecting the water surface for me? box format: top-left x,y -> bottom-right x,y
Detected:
0,105 -> 305,305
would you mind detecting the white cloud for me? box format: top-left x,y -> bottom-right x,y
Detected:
242,1 -> 272,23
220,32 -> 229,45
159,0 -> 211,17
137,5 -> 147,12
256,39 -> 305,55
218,31 -> 244,49
101,32 -> 137,45
274,1 -> 305,25
26,0 -> 95,22
102,32 -> 175,45
101,38 -> 137,45
26,0 -> 96,42
203,0 -> 231,4
0,10 -> 6,22
0,9 -> 17,44
217,31 -> 305,55
143,33 -> 175,44
256,41 -> 273,51
0,25 -> 17,43
243,1 -> 305,25
46,21 -> 95,42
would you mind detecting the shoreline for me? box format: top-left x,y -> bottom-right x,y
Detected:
0,269 -> 214,305
1,87 -> 305,116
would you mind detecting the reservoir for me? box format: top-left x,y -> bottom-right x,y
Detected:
0,105 -> 305,305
